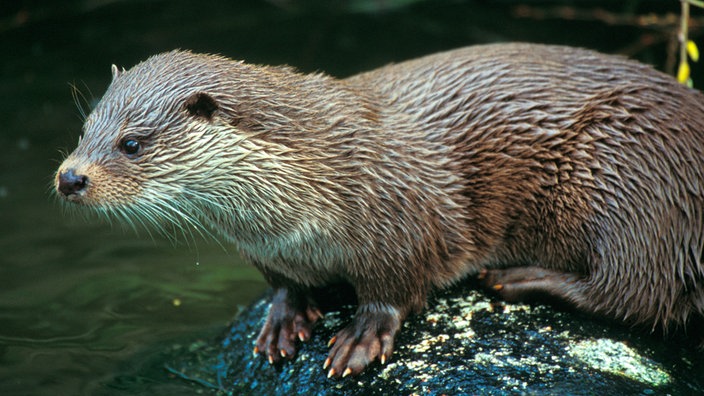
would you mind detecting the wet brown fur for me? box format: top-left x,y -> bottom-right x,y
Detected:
56,43 -> 704,374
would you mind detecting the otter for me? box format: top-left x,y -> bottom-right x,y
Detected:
55,43 -> 704,378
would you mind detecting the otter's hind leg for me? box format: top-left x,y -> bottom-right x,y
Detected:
479,266 -> 588,306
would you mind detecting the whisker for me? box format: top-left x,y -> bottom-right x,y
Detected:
58,187 -> 241,254
69,82 -> 88,121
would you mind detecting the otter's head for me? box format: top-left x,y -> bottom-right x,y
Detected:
55,50 -> 270,238
56,50 -> 355,242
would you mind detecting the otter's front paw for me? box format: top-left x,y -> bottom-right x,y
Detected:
325,303 -> 402,377
254,288 -> 322,364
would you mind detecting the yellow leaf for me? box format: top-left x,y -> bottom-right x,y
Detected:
687,40 -> 700,62
678,61 -> 691,84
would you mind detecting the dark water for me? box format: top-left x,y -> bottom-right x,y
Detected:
1,1 -> 701,395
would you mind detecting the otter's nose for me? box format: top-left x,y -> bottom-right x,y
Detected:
57,169 -> 88,197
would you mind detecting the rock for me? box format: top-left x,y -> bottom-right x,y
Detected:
166,283 -> 704,395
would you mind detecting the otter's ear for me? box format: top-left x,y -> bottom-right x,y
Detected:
184,92 -> 218,120
111,64 -> 124,81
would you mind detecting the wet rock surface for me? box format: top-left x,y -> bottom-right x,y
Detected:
167,283 -> 704,395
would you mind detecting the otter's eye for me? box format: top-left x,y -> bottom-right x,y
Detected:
120,138 -> 141,156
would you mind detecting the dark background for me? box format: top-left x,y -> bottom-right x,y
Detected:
0,1 -> 701,394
